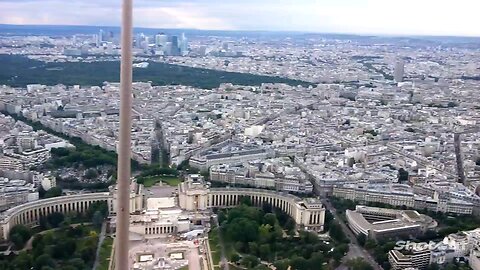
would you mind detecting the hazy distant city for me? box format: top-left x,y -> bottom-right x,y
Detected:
1,19 -> 480,270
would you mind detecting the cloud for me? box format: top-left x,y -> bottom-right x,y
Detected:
134,3 -> 235,30
0,0 -> 479,36
0,0 -> 234,29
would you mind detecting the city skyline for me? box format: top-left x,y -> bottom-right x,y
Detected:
1,0 -> 480,37
2,1 -> 480,270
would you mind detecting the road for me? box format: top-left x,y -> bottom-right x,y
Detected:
322,200 -> 383,270
187,247 -> 202,270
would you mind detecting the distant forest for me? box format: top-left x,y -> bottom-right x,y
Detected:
0,54 -> 309,89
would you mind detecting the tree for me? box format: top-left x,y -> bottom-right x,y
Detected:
216,210 -> 227,225
9,224 -> 32,249
51,147 -> 70,157
357,234 -> 366,246
32,236 -> 46,258
47,212 -> 65,228
226,218 -> 258,243
329,222 -> 347,243
219,204 -> 343,269
263,213 -> 277,226
60,266 -> 77,270
52,238 -> 77,259
44,187 -> 63,198
92,210 -> 105,229
11,251 -> 33,269
253,265 -> 270,270
32,234 -> 44,248
290,256 -> 309,270
308,252 -> 325,269
365,239 -> 377,250
84,168 -> 99,179
323,210 -> 334,231
248,242 -> 259,255
331,243 -> 349,264
38,185 -> 47,198
284,218 -> 296,233
258,224 -> 273,244
258,243 -> 271,260
239,196 -> 252,206
439,227 -> 459,237
299,231 -> 319,244
87,201 -> 108,219
67,258 -> 86,270
398,168 -> 409,183
34,254 -> 55,270
262,202 -> 273,213
273,259 -> 290,270
79,245 -> 97,264
426,263 -> 440,270
10,234 -> 25,250
229,253 -> 240,263
445,263 -> 458,270
241,255 -> 260,268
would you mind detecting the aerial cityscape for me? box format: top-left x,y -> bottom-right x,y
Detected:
1,1 -> 480,270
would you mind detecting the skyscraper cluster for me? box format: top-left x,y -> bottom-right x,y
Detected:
97,29 -> 115,46
93,29 -> 188,56
136,32 -> 189,56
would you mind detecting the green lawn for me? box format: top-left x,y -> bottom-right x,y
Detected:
209,227 -> 221,266
140,176 -> 182,187
208,225 -> 237,267
208,227 -> 220,248
161,176 -> 182,186
211,251 -> 221,266
224,237 -> 235,261
98,236 -> 114,270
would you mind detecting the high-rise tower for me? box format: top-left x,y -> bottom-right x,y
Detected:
394,59 -> 405,83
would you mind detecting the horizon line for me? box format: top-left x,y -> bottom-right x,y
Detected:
1,23 -> 480,39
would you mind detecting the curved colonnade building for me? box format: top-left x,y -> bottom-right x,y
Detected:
2,178 -> 326,241
178,177 -> 325,231
210,188 -> 325,231
0,192 -> 110,240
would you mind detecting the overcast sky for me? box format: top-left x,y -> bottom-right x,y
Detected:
1,0 -> 480,36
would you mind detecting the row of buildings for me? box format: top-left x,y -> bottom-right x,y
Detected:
209,157 -> 313,193
0,113 -> 62,212
0,169 -> 56,212
333,181 -> 479,215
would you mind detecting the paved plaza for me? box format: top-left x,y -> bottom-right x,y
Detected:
129,238 -> 202,270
